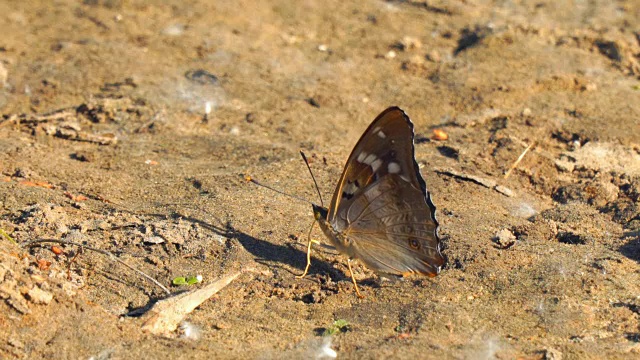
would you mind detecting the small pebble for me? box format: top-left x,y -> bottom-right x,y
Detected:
0,62 -> 8,86
400,36 -> 422,50
426,50 -> 441,62
26,286 -> 54,305
495,228 -> 516,248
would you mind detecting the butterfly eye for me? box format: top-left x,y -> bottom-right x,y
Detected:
408,238 -> 420,250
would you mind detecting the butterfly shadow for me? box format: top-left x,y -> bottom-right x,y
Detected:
138,209 -> 344,278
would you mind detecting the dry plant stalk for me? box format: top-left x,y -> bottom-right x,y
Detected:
504,142 -> 535,179
140,271 -> 242,336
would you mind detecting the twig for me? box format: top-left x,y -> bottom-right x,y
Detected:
67,247 -> 83,280
434,168 -> 515,197
504,142 -> 535,179
23,239 -> 171,295
0,108 -> 76,128
0,228 -> 18,245
140,270 -> 243,336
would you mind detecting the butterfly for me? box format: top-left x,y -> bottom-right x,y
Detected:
299,106 -> 445,297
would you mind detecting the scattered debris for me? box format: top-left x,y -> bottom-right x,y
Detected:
494,228 -> 517,249
43,122 -> 118,145
37,258 -> 52,271
64,191 -> 88,202
431,129 -> 449,141
315,337 -> 337,359
18,180 -> 55,189
162,24 -> 185,36
569,142 -> 640,176
435,168 -> 515,197
24,239 -> 171,295
544,347 -> 563,360
203,101 -> 212,121
0,108 -> 76,128
0,61 -> 8,86
26,286 -> 53,305
394,36 -> 422,51
494,185 -> 514,197
184,69 -> 219,85
51,245 -> 64,255
307,98 -> 320,108
179,321 -> 202,341
143,236 -> 165,245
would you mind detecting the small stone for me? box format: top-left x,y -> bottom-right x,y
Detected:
62,282 -> 77,297
30,274 -> 46,284
385,50 -> 397,59
494,185 -> 514,197
317,44 -> 328,52
400,36 -> 422,50
555,159 -> 575,172
143,236 -> 165,244
65,230 -> 87,243
545,347 -> 562,360
494,228 -> 516,248
162,24 -> 184,36
0,61 -> 8,86
408,54 -> 425,66
426,50 -> 441,62
26,286 -> 53,305
8,337 -> 24,349
522,108 -> 532,117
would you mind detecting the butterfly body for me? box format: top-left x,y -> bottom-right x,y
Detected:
313,107 -> 445,279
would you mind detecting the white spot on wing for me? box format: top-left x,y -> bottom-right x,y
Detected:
363,154 -> 377,165
388,162 -> 401,174
371,159 -> 382,172
343,182 -> 358,195
357,152 -> 367,163
377,131 -> 386,139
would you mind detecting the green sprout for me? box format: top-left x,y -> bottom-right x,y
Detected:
323,319 -> 350,336
172,275 -> 202,286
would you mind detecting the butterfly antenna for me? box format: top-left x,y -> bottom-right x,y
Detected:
245,176 -> 314,205
299,151 -> 324,207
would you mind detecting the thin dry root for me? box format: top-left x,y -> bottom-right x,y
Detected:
504,142 -> 535,179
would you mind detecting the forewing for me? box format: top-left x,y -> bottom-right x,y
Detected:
327,107 -> 424,222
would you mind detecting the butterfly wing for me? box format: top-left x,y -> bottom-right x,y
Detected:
327,107 -> 444,276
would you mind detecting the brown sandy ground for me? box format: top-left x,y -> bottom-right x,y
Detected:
1,0 -> 639,359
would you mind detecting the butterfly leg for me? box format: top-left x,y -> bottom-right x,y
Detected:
347,259 -> 364,298
296,220 -> 319,279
